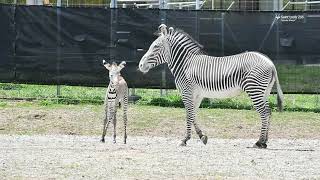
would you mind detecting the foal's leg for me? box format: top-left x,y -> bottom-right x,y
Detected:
101,102 -> 109,143
104,102 -> 116,143
113,107 -> 117,144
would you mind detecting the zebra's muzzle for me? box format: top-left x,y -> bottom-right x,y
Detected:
138,63 -> 150,73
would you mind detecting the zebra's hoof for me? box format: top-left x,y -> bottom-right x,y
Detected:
253,142 -> 267,149
201,135 -> 208,145
179,141 -> 187,146
100,138 -> 105,143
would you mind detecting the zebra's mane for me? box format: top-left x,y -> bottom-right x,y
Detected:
168,28 -> 205,54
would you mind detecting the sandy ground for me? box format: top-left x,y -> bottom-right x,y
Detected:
1,135 -> 319,179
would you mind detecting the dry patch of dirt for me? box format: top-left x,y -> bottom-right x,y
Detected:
0,102 -> 320,140
1,102 -> 319,179
0,135 -> 319,179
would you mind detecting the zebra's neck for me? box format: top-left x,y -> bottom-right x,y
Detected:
107,83 -> 117,101
109,81 -> 119,90
109,76 -> 123,89
166,32 -> 203,77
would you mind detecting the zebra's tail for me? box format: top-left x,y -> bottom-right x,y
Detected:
273,67 -> 284,112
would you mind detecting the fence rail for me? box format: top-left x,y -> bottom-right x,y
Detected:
1,0 -> 320,11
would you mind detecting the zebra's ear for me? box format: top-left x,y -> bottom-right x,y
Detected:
158,24 -> 167,36
169,27 -> 174,33
119,61 -> 126,70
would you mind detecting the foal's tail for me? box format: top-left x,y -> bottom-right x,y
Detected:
273,67 -> 284,112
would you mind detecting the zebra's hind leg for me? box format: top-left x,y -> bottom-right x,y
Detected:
254,103 -> 271,148
122,96 -> 128,144
253,100 -> 271,149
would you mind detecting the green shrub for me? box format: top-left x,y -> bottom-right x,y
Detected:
0,83 -> 318,112
137,94 -> 320,113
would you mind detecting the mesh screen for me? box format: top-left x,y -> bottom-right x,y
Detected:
0,5 -> 319,93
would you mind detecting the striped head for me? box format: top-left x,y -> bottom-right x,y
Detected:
103,60 -> 126,85
139,24 -> 171,73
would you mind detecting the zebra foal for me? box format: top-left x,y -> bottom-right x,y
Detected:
101,60 -> 129,144
139,24 -> 284,148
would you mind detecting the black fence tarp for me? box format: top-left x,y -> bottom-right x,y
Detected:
0,5 -> 15,81
1,5 -> 320,93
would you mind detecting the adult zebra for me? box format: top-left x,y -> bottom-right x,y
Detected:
139,24 -> 283,148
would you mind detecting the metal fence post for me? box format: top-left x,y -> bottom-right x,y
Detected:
195,0 -> 200,9
130,88 -> 136,100
159,0 -> 167,9
160,68 -> 167,96
159,0 -> 167,96
56,0 -> 62,101
110,0 -> 117,8
276,12 -> 280,61
221,12 -> 225,56
316,93 -> 320,108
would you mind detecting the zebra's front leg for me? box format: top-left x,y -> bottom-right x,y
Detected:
194,96 -> 208,145
194,122 -> 208,145
180,95 -> 196,146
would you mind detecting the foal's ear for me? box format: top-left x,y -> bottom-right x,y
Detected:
102,60 -> 111,70
119,61 -> 126,70
153,30 -> 162,37
104,63 -> 111,70
158,24 -> 168,36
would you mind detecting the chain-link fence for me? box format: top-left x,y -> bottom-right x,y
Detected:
0,4 -> 319,111
1,0 -> 320,11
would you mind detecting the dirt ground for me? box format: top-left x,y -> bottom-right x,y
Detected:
1,135 -> 319,179
1,102 -> 320,179
1,102 -> 320,139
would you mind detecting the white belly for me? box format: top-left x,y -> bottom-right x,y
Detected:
197,87 -> 243,99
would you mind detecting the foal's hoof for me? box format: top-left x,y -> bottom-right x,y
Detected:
179,141 -> 187,146
200,135 -> 208,145
100,139 -> 105,143
253,142 -> 267,149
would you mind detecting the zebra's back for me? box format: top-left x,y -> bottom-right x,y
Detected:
187,52 -> 275,97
